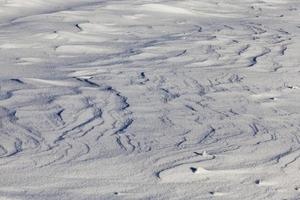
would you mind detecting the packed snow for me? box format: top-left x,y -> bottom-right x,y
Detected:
0,0 -> 300,199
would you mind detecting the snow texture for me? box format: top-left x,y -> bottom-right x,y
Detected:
0,0 -> 300,199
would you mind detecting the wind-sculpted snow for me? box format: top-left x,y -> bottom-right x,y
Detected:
0,0 -> 300,199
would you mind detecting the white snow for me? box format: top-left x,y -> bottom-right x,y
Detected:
0,0 -> 300,199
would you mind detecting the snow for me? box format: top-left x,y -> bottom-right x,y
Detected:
0,0 -> 300,199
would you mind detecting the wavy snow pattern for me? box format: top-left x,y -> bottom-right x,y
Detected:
0,0 -> 300,199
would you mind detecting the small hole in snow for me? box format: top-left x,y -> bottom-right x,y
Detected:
190,167 -> 197,173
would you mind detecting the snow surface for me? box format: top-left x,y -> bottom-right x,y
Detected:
0,0 -> 300,199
